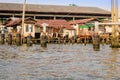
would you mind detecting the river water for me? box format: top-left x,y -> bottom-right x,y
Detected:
0,44 -> 120,80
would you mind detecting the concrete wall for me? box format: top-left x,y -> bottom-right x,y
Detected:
72,24 -> 79,35
105,26 -> 112,33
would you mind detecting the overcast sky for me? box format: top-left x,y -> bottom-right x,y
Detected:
0,0 -> 120,16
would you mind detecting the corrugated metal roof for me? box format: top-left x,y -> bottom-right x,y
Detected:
0,3 -> 110,15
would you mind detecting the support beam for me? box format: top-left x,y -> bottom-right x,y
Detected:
0,13 -> 110,19
73,17 -> 75,21
34,16 -> 36,19
54,16 -> 56,20
97,22 -> 120,25
12,15 -> 15,18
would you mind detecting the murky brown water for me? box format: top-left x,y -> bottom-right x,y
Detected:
0,44 -> 120,80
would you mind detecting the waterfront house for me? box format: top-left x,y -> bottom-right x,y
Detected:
103,18 -> 120,34
4,17 -> 37,37
69,18 -> 96,37
36,19 -> 74,38
63,26 -> 75,38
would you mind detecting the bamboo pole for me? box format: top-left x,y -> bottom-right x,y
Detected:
111,0 -> 119,48
21,0 -> 26,43
115,0 -> 118,31
111,0 -> 115,34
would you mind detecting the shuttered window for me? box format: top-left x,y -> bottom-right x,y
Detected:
26,24 -> 29,32
25,24 -> 33,32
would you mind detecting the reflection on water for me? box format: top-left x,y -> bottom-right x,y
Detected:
0,44 -> 120,80
104,48 -> 120,80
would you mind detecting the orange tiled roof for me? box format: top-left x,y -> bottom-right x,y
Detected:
5,17 -> 36,27
69,18 -> 95,25
36,19 -> 74,29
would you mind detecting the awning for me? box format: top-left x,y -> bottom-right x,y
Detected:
86,23 -> 94,27
79,23 -> 94,28
79,25 -> 89,28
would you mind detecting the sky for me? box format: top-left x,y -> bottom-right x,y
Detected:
0,0 -> 120,16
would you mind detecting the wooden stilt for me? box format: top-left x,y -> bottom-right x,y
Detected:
8,33 -> 12,45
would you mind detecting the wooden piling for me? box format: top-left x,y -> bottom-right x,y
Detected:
16,33 -> 21,46
92,33 -> 100,51
0,34 -> 5,44
111,0 -> 120,48
40,33 -> 47,48
8,33 -> 12,45
27,34 -> 32,46
110,33 -> 120,48
77,38 -> 81,44
84,37 -> 87,45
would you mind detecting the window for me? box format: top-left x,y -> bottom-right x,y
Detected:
26,24 -> 29,32
36,27 -> 40,33
26,24 -> 33,32
30,24 -> 33,32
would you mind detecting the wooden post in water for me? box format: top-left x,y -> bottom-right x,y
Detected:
1,34 -> 5,45
27,34 -> 32,46
7,27 -> 13,45
16,34 -> 21,46
16,26 -> 21,46
111,0 -> 119,48
93,33 -> 100,51
93,22 -> 100,51
0,26 -> 5,44
40,23 -> 48,47
8,34 -> 12,45
27,26 -> 33,46
40,32 -> 47,48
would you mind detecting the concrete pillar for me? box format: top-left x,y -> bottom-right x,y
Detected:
94,22 -> 99,34
7,27 -> 13,33
54,16 -> 56,20
17,26 -> 21,33
12,15 -> 15,18
41,23 -> 48,33
34,16 -> 36,19
73,17 -> 75,21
